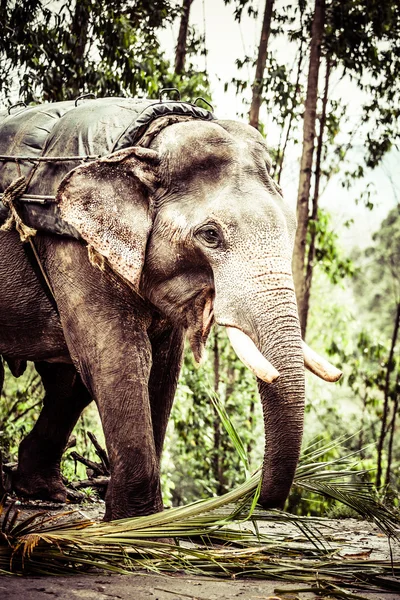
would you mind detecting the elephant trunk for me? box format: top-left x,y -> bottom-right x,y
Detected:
225,315 -> 305,507
258,304 -> 305,508
214,261 -> 305,509
256,299 -> 305,508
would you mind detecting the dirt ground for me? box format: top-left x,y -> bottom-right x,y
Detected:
1,501 -> 399,600
2,568 -> 400,600
0,572 -> 337,600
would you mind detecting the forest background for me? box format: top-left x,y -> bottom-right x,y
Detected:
0,0 -> 399,516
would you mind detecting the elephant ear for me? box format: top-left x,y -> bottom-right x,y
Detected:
57,147 -> 159,289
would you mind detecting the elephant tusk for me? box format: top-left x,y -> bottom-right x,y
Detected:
302,341 -> 342,382
226,327 -> 280,383
202,296 -> 214,338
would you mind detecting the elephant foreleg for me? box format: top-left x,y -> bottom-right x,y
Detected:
40,239 -> 167,519
13,362 -> 91,502
148,326 -> 185,461
51,283 -> 162,519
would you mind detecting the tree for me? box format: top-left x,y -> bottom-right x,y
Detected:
301,53 -> 331,335
295,0 -> 400,336
352,206 -> 400,489
325,0 -> 400,171
249,0 -> 275,129
175,0 -> 194,75
0,0 -> 178,103
376,302 -> 400,489
321,207 -> 400,496
292,0 -> 325,337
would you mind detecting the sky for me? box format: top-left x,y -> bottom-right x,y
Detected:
160,0 -> 399,251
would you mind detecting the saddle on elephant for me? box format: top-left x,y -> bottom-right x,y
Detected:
0,96 -> 214,238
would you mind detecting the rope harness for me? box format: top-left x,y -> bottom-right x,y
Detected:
0,175 -> 35,241
0,174 -> 59,313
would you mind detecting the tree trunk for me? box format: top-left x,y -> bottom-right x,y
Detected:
292,0 -> 325,337
376,302 -> 400,488
358,388 -> 368,457
384,371 -> 399,488
67,0 -> 90,98
247,399 -> 255,458
249,0 -> 275,130
301,54 -> 331,336
175,0 -> 194,75
274,42 -> 305,184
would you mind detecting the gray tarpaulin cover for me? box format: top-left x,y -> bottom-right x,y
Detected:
0,97 -> 214,237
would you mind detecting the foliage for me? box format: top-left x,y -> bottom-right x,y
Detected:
340,208 -> 400,494
352,206 -> 400,335
327,326 -> 399,488
0,0 -> 210,105
326,0 -> 400,169
307,208 -> 355,285
224,0 -> 259,22
0,363 -> 42,463
163,328 -> 261,506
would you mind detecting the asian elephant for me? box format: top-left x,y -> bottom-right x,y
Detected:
0,99 -> 341,520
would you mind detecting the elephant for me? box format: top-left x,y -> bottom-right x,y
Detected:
0,98 -> 341,520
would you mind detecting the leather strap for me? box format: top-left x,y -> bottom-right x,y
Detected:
23,239 -> 59,315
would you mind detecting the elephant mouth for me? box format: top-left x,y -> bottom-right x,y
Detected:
186,290 -> 215,363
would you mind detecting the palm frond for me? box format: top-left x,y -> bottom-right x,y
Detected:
209,392 -> 251,477
1,398 -> 399,600
1,448 -> 399,597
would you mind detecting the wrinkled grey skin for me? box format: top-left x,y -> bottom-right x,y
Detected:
0,119 -> 304,520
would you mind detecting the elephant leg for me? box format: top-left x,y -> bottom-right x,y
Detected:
13,362 -> 91,502
40,239 -> 165,519
76,324 -> 161,520
68,312 -> 161,520
148,325 -> 185,462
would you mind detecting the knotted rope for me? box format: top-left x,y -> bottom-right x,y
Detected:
0,176 -> 37,242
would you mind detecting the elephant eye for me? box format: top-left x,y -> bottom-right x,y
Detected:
195,225 -> 222,249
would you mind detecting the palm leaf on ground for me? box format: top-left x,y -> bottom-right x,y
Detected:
0,397 -> 399,599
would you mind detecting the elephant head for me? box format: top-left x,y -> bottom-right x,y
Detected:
57,117 -> 341,510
